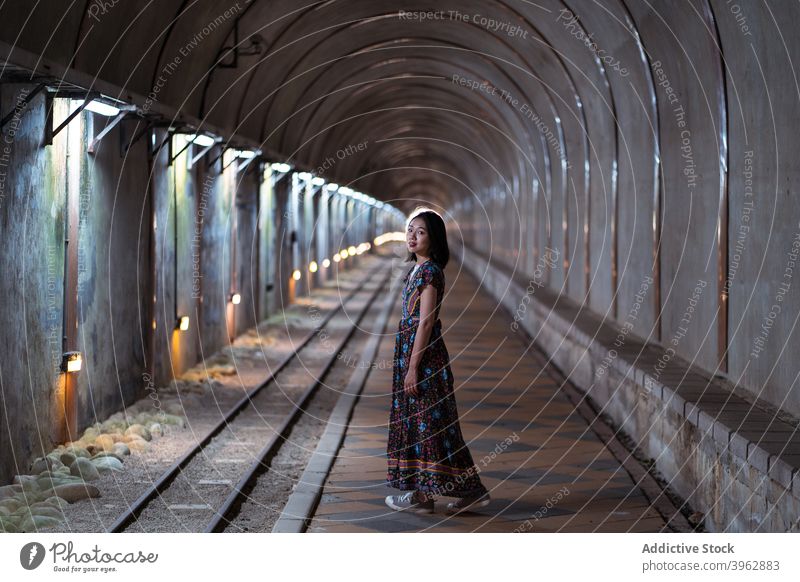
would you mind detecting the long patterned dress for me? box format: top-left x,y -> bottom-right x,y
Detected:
386,259 -> 488,498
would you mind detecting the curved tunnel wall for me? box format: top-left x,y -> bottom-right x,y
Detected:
0,0 -> 798,527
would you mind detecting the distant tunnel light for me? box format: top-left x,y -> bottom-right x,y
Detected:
340,249 -> 349,259
347,245 -> 357,255
333,254 -> 341,263
189,133 -> 216,147
230,292 -> 241,305
82,99 -> 121,117
176,316 -> 190,331
62,351 -> 82,373
322,258 -> 331,268
292,269 -> 302,281
311,177 -> 325,186
309,261 -> 318,273
271,162 -> 292,173
374,232 -> 405,246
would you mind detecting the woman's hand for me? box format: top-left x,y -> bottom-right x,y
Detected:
404,366 -> 420,397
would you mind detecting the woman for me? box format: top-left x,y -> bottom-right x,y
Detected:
385,207 -> 490,515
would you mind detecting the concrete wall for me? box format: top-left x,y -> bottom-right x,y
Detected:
450,1 -> 800,421
0,97 -> 382,484
456,243 -> 800,532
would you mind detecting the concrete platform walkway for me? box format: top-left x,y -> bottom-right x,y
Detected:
306,260 -> 689,533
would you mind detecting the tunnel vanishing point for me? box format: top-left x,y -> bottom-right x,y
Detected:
0,1 -> 798,533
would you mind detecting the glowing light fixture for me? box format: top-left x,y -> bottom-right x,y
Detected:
230,292 -> 241,305
332,254 -> 341,263
83,99 -> 120,117
326,183 -> 339,191
309,261 -> 319,273
271,162 -> 292,173
292,269 -> 302,281
338,187 -> 353,196
189,133 -> 215,147
311,177 -> 325,186
298,172 -> 312,181
61,351 -> 82,373
176,316 -> 190,331
347,245 -> 357,255
340,249 -> 349,259
322,258 -> 331,268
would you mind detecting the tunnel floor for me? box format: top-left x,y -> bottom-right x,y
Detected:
305,258 -> 687,533
15,252 -> 693,533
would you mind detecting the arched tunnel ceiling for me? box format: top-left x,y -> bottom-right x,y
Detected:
0,0 -> 791,216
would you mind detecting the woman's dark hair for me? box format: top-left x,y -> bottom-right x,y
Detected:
405,208 -> 450,268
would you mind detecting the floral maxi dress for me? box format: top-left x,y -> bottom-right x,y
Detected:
386,259 -> 488,498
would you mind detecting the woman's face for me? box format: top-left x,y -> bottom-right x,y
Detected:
406,217 -> 431,257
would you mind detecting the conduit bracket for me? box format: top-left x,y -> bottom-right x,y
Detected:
235,153 -> 259,175
44,90 -> 98,145
209,146 -> 229,170
189,140 -> 218,168
169,135 -> 194,166
88,110 -> 131,154
0,82 -> 46,129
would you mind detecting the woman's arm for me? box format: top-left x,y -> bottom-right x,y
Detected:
404,283 -> 437,397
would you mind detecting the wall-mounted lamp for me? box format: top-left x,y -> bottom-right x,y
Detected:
309,261 -> 318,273
189,133 -> 216,147
340,249 -> 349,259
176,316 -> 190,331
322,258 -> 331,268
292,270 -> 302,281
229,292 -> 241,305
233,149 -> 257,159
61,351 -> 83,373
347,245 -> 357,255
78,98 -> 121,117
333,254 -> 341,263
271,162 -> 292,173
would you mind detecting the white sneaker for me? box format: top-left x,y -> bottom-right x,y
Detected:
445,492 -> 491,515
385,491 -> 434,514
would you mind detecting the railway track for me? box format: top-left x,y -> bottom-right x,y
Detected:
110,260 -> 395,532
